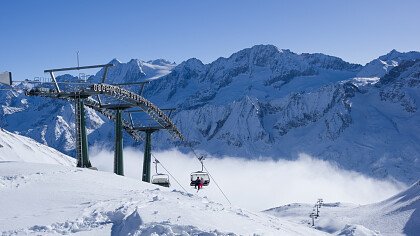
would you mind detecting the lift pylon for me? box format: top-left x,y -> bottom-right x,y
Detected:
75,96 -> 91,168
25,63 -> 184,180
114,109 -> 124,175
142,129 -> 156,182
26,63 -> 113,169
101,104 -> 135,176
126,108 -> 176,183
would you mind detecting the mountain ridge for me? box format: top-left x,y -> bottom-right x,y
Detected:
1,45 -> 419,183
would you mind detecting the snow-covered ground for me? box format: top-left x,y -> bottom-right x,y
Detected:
0,162 -> 328,235
0,129 -> 328,235
0,128 -> 417,235
265,181 -> 420,235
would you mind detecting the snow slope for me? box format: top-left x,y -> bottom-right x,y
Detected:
264,181 -> 420,235
0,128 -> 75,166
0,124 -> 324,235
0,161 -> 328,235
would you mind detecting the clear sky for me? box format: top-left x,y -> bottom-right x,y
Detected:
1,0 -> 419,80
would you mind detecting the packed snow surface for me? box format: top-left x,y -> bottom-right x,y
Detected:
0,162 -> 328,235
0,131 -> 325,235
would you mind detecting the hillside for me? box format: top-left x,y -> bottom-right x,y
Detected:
0,161 -> 328,235
0,127 -> 326,235
265,181 -> 420,235
0,128 -> 75,166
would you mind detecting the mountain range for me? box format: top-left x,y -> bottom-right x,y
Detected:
1,45 -> 419,184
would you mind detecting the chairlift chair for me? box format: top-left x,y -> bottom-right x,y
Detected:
151,159 -> 170,187
190,156 -> 210,186
190,171 -> 210,186
151,174 -> 170,187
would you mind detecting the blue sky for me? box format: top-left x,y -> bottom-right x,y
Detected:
1,0 -> 419,80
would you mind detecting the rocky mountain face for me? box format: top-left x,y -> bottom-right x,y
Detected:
1,45 -> 419,183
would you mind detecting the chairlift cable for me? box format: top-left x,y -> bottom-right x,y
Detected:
202,164 -> 232,205
184,141 -> 232,205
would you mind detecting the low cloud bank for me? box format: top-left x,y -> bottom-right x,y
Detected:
89,147 -> 406,211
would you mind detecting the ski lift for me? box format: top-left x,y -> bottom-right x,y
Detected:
151,159 -> 170,187
190,156 -> 210,186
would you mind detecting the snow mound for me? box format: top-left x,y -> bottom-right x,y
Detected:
0,162 -> 327,235
0,129 -> 75,166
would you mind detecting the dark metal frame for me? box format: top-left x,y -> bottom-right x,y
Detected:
26,64 -> 183,183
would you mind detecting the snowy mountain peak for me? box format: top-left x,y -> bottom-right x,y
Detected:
93,58 -> 176,84
180,58 -> 205,67
380,49 -> 400,59
377,49 -> 417,61
358,49 -> 420,77
176,58 -> 206,73
227,44 -> 282,59
246,44 -> 282,55
211,44 -> 361,75
109,58 -> 121,65
147,59 -> 175,66
225,44 -> 287,67
128,59 -> 145,72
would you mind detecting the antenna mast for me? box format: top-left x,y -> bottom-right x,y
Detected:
77,51 -> 80,68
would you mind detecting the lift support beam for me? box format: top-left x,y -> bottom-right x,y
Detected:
114,109 -> 124,176
142,129 -> 156,182
76,98 -> 91,168
25,78 -> 184,181
104,104 -> 134,176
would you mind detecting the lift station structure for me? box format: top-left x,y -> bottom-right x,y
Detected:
26,63 -> 185,182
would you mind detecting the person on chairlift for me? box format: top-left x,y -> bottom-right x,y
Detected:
194,177 -> 200,189
198,177 -> 204,191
